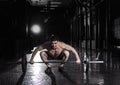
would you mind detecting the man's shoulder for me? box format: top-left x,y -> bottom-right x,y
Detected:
58,41 -> 67,48
58,41 -> 65,44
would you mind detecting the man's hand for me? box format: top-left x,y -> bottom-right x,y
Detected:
76,59 -> 81,64
29,59 -> 34,64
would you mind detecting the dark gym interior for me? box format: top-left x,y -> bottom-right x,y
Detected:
0,0 -> 120,85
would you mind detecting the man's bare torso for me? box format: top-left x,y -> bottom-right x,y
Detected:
42,41 -> 64,58
48,47 -> 63,57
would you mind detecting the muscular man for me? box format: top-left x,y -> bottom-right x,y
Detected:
29,35 -> 81,72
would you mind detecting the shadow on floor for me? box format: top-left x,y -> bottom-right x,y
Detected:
16,73 -> 26,85
45,67 -> 57,85
59,70 -> 77,85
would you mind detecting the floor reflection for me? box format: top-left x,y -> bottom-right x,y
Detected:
16,73 -> 25,85
0,49 -> 120,85
45,67 -> 57,85
58,69 -> 76,84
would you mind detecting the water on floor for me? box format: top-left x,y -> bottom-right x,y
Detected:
0,50 -> 120,85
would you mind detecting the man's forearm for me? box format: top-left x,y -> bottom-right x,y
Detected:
74,53 -> 81,64
70,48 -> 79,60
74,52 -> 80,61
30,49 -> 38,61
30,52 -> 36,60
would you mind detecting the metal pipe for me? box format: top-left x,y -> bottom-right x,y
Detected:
105,0 -> 110,67
89,0 -> 92,59
79,6 -> 83,60
85,5 -> 88,59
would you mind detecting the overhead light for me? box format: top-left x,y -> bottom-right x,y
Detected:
30,24 -> 41,35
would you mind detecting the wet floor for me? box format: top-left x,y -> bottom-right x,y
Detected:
0,51 -> 120,85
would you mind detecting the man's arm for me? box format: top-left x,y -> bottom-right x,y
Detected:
29,42 -> 49,64
29,46 -> 43,64
60,42 -> 81,64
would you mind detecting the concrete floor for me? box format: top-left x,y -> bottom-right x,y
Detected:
0,51 -> 120,85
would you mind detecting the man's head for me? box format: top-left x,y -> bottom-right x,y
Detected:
49,34 -> 59,42
49,34 -> 59,49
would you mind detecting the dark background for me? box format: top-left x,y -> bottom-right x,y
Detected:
0,0 -> 120,61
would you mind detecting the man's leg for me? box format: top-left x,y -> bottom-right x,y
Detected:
40,51 -> 51,68
59,50 -> 70,67
58,50 -> 70,72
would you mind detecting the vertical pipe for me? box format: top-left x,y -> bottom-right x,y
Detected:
95,7 -> 98,58
89,0 -> 92,60
104,0 -> 108,68
95,8 -> 98,58
70,21 -> 72,45
76,7 -> 79,50
79,6 -> 83,61
105,0 -> 110,68
98,8 -> 100,54
106,0 -> 110,50
85,5 -> 88,60
74,16 -> 76,47
105,1 -> 107,51
80,5 -> 85,63
77,13 -> 79,50
96,7 -> 100,58
105,0 -> 108,50
71,18 -> 74,46
72,19 -> 74,46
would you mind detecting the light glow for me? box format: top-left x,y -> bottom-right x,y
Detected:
31,24 -> 41,35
